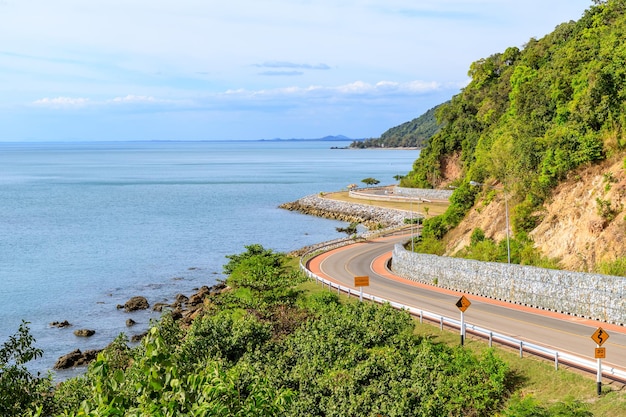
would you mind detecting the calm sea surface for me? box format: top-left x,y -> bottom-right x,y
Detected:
0,140 -> 418,377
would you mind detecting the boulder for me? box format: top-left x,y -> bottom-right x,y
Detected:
50,320 -> 71,328
54,349 -> 100,369
175,293 -> 189,304
73,329 -> 95,337
126,318 -> 137,327
152,302 -> 169,312
123,296 -> 149,312
130,332 -> 147,343
188,286 -> 212,306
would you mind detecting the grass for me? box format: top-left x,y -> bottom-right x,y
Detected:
297,276 -> 626,416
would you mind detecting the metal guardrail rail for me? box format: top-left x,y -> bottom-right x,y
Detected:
299,239 -> 626,384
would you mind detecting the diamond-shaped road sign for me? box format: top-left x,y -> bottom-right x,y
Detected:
591,327 -> 609,346
456,295 -> 471,312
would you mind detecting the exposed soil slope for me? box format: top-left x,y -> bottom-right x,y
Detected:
445,156 -> 626,272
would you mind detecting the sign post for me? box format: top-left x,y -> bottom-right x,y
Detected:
591,327 -> 609,396
455,295 -> 471,346
354,276 -> 370,302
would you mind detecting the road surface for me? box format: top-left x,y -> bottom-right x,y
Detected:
306,234 -> 626,380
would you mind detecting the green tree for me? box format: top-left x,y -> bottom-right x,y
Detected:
336,222 -> 359,238
0,321 -> 52,417
361,177 -> 380,187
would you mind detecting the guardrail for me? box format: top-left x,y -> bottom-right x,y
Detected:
299,241 -> 626,384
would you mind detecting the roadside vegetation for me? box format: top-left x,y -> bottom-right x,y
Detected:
2,245 -> 625,416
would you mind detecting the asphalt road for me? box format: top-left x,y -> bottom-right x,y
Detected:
306,234 -> 626,379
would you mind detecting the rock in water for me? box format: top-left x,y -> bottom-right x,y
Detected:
73,329 -> 96,337
124,296 -> 149,312
54,349 -> 100,369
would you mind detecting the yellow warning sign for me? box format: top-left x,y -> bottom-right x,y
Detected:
591,327 -> 609,346
595,347 -> 606,359
354,276 -> 370,287
456,295 -> 471,312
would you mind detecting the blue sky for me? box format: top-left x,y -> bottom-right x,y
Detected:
1,0 -> 592,141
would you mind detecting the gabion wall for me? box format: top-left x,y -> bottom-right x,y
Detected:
393,186 -> 453,201
391,244 -> 626,325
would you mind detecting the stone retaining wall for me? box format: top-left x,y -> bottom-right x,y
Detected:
279,194 -> 410,229
393,186 -> 453,201
391,244 -> 626,325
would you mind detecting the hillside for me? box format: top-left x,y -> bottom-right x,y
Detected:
402,0 -> 626,273
350,104 -> 443,148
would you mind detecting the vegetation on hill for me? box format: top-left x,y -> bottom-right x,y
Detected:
1,245 -> 607,416
402,0 -> 626,269
350,104 -> 444,149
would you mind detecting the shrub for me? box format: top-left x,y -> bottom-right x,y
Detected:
0,321 -> 52,417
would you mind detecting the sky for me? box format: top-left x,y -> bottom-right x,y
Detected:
0,0 -> 593,141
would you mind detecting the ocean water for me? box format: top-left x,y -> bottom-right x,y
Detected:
0,140 -> 418,377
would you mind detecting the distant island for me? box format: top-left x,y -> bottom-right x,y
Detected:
259,135 -> 364,142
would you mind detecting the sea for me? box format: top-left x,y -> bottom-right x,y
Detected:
0,140 -> 418,378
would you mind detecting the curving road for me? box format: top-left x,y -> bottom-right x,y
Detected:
307,234 -> 626,378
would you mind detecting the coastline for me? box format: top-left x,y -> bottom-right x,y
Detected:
279,193 -> 409,230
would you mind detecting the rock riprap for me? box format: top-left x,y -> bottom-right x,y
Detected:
279,194 -> 409,229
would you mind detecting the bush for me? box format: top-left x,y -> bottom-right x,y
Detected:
0,321 -> 52,417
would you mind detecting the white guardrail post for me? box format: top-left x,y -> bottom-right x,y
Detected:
299,240 -> 626,383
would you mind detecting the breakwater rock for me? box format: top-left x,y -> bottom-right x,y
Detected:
279,194 -> 410,229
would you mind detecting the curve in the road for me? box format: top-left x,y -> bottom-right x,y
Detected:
306,234 -> 626,379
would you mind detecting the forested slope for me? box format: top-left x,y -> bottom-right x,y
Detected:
402,0 -> 626,272
350,104 -> 443,148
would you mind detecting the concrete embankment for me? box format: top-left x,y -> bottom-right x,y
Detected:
279,194 -> 410,229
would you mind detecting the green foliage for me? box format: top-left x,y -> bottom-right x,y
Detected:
0,321 -> 52,417
403,217 -> 422,225
361,177 -> 380,187
224,243 -> 282,276
596,257 -> 626,276
502,394 -> 593,417
224,245 -> 305,302
420,215 -> 448,240
596,197 -> 623,222
44,246 -> 516,416
512,196 -> 542,234
248,301 -> 509,417
470,228 -> 487,245
336,221 -> 359,237
351,104 -> 444,149
411,235 -> 446,255
456,231 -> 560,268
417,183 -> 478,245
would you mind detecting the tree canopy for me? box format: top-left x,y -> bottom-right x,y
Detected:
350,104 -> 444,149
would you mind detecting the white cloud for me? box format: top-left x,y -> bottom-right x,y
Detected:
32,97 -> 90,108
222,80 -> 444,100
31,94 -> 189,110
109,95 -> 160,104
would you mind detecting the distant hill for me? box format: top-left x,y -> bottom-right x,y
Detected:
350,104 -> 445,149
260,135 -> 359,142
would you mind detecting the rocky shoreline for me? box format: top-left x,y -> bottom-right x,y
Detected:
279,193 -> 410,229
53,283 -> 229,369
53,194 -> 410,371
